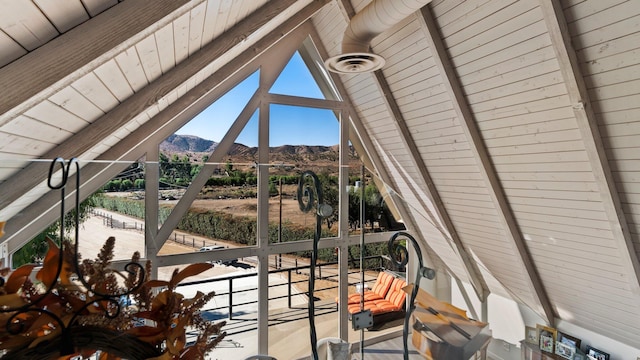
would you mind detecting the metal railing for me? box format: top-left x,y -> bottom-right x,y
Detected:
177,255 -> 386,323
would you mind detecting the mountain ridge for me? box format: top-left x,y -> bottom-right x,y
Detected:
160,134 -> 343,164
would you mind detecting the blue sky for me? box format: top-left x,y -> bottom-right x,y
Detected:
175,52 -> 339,147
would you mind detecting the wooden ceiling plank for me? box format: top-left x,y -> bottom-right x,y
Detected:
173,11 -> 191,65
3,0 -> 332,251
33,0 -> 89,33
418,5 -> 556,325
0,0 -> 58,51
93,59 -> 135,103
539,0 -> 640,293
188,2 -> 207,56
114,48 -> 149,92
0,0 -> 195,126
135,33 -> 163,83
211,0 -> 233,40
155,22 -> 176,74
201,0 -> 222,44
70,72 -> 120,112
81,0 -> 118,17
0,31 -> 27,68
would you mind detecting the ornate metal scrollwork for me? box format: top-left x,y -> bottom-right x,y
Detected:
387,231 -> 436,360
297,171 -> 332,360
0,158 -> 147,358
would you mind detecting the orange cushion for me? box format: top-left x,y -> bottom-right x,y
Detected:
370,272 -> 394,297
339,272 -> 396,305
346,291 -> 384,304
347,277 -> 408,315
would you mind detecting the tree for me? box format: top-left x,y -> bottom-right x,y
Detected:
316,172 -> 339,230
268,181 -> 279,197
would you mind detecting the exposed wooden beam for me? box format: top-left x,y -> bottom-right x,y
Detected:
0,0 -> 196,125
0,0 -> 329,215
3,7 -> 329,251
539,0 -> 640,290
417,6 -> 556,325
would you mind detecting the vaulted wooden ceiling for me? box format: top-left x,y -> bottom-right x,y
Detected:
1,0 -> 639,350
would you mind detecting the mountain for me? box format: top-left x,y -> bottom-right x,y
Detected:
160,135 -> 340,159
159,134 -> 352,173
160,134 -> 217,153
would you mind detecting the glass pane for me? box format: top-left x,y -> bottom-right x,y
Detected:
158,71 -> 260,228
269,51 -> 325,99
269,105 -> 339,243
348,164 -> 405,236
268,250 -> 339,359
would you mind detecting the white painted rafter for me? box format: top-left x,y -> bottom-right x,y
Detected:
416,5 -> 556,325
0,0 -> 197,125
539,0 -> 640,294
336,0 -> 489,301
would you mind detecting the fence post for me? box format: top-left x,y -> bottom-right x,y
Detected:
228,278 -> 233,320
295,259 -> 299,274
192,238 -> 195,247
288,269 -> 292,309
319,264 -> 322,279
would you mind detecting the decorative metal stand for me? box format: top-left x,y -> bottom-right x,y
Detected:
387,231 -> 436,360
297,171 -> 332,360
0,158 -> 151,359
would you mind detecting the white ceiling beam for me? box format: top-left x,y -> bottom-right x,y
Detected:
335,0 -> 487,298
417,6 -> 556,325
539,0 -> 640,292
0,0 -> 196,125
371,67 -> 489,301
3,4 -> 331,252
0,0 -> 322,214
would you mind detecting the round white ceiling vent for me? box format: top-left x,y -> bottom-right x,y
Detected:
324,52 -> 385,74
